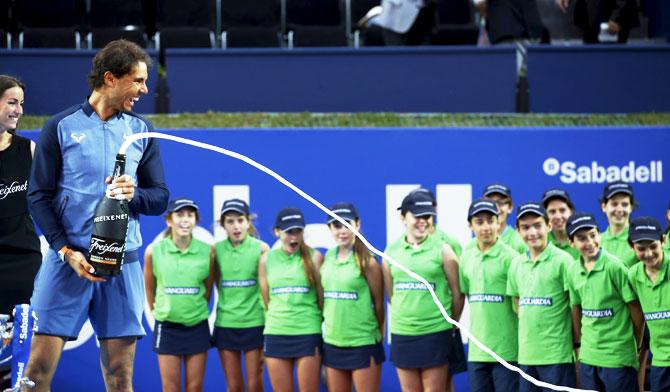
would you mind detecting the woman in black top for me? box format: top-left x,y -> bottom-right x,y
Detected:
0,75 -> 41,319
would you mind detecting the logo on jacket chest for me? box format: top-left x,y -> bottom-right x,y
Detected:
71,133 -> 86,143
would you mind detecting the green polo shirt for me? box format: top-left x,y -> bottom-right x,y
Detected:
664,234 -> 670,252
460,239 -> 518,362
434,228 -> 462,257
500,225 -> 528,255
152,237 -> 212,326
548,231 -> 580,260
321,247 -> 381,347
628,253 -> 670,366
385,234 -> 452,335
214,236 -> 265,328
568,250 -> 638,368
506,243 -> 574,365
601,226 -> 637,268
264,248 -> 322,335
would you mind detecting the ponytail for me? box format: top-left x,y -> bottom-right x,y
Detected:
299,241 -> 316,287
352,235 -> 372,279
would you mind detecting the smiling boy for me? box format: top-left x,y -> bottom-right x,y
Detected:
506,202 -> 576,391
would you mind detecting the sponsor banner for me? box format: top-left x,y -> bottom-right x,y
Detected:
644,310 -> 670,322
164,287 -> 200,295
220,279 -> 257,288
271,286 -> 310,295
519,297 -> 553,306
582,308 -> 614,318
469,294 -> 505,303
324,291 -> 359,300
21,127 -> 668,391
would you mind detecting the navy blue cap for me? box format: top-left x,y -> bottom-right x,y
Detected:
629,216 -> 663,243
167,198 -> 198,212
542,188 -> 574,209
516,202 -> 547,220
275,207 -> 306,232
409,187 -> 436,205
398,192 -> 436,217
327,202 -> 359,224
220,199 -> 249,216
468,198 -> 499,219
566,212 -> 598,237
602,181 -> 633,201
483,183 -> 512,198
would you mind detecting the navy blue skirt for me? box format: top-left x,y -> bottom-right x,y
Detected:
323,341 -> 386,370
213,326 -> 264,351
152,319 -> 211,355
391,329 -> 454,369
264,334 -> 322,359
448,329 -> 468,374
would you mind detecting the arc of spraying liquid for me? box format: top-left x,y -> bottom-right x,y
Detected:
120,132 -> 594,392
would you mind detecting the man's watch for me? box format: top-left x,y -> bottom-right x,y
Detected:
58,246 -> 74,262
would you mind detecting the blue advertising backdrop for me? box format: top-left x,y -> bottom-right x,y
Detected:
22,126 -> 670,391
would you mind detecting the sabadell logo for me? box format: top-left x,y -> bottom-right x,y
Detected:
543,158 -> 663,184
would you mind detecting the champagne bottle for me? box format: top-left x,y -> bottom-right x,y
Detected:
89,154 -> 129,276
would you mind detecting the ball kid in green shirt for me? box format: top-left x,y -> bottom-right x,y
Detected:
213,199 -> 269,392
627,217 -> 670,392
460,198 -> 519,392
506,202 -> 576,390
565,212 -> 643,392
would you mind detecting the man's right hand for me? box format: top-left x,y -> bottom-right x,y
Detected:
65,251 -> 106,282
556,0 -> 570,13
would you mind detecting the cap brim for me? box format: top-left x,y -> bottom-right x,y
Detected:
516,210 -> 545,220
412,210 -> 437,217
567,223 -> 598,236
221,207 -> 247,215
171,203 -> 198,212
468,207 -> 498,218
280,224 -> 305,232
327,216 -> 356,224
630,234 -> 663,243
484,190 -> 510,198
605,189 -> 633,200
542,194 -> 569,205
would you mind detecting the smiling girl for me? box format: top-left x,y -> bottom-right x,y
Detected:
144,198 -> 215,392
383,191 -> 464,391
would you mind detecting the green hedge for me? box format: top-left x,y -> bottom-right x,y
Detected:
19,112 -> 670,130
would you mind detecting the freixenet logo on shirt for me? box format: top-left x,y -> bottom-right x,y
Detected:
644,310 -> 670,321
582,308 -> 614,318
0,180 -> 28,200
519,297 -> 553,306
221,279 -> 257,288
164,287 -> 200,295
324,291 -> 359,300
469,294 -> 504,303
394,282 -> 435,291
272,286 -> 310,295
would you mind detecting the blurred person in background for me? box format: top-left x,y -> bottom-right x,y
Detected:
556,0 -> 639,43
